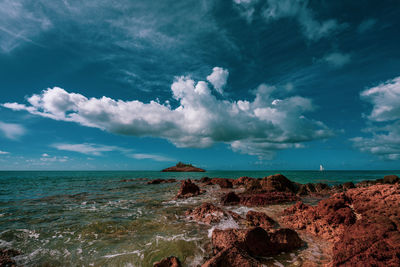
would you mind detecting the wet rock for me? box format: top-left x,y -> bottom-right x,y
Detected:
0,248 -> 20,267
175,179 -> 201,199
199,176 -> 212,184
212,229 -> 247,251
221,192 -> 240,205
239,192 -> 299,206
211,178 -> 233,189
260,174 -> 297,193
383,175 -> 399,184
269,228 -> 303,252
185,202 -> 241,225
246,211 -> 276,230
202,246 -> 262,267
147,179 -> 177,184
153,256 -> 182,267
342,182 -> 355,190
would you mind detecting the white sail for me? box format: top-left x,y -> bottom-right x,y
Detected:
320,164 -> 324,171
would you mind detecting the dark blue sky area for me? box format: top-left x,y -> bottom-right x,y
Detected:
0,0 -> 400,170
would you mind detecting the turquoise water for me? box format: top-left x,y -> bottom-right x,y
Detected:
0,170 -> 398,266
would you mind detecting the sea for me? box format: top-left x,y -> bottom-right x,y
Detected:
0,170 -> 399,266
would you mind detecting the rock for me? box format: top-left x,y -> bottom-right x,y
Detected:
296,183 -> 316,195
175,179 -> 201,199
269,228 -> 303,252
243,179 -> 262,193
283,184 -> 400,266
186,202 -> 241,225
342,182 -> 355,190
239,192 -> 299,206
246,211 -> 276,230
212,227 -> 303,257
202,246 -> 262,267
0,248 -> 20,267
153,256 -> 182,267
147,179 -> 177,184
260,174 -> 297,193
211,178 -> 233,189
232,177 -> 255,187
162,162 -> 205,172
200,176 -> 212,183
221,192 -> 240,205
383,175 -> 399,184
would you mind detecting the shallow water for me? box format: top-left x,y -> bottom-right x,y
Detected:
0,170 -> 398,266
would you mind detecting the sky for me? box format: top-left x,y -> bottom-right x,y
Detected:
0,0 -> 400,170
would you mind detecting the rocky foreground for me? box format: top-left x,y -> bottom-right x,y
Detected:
152,174 -> 400,266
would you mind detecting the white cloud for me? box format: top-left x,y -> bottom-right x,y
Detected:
3,67 -> 333,159
52,143 -> 129,156
357,18 -> 377,33
260,0 -> 344,40
352,76 -> 400,160
130,153 -> 175,162
206,67 -> 229,94
0,150 -> 9,155
40,155 -> 69,162
0,121 -> 26,140
323,52 -> 351,68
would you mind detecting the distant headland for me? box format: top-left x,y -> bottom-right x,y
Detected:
161,162 -> 205,172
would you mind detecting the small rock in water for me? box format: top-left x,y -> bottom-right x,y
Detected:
246,210 -> 276,230
153,256 -> 181,267
175,179 -> 201,199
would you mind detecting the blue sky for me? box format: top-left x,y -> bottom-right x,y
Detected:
0,0 -> 400,170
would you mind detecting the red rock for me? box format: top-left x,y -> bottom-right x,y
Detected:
201,246 -> 262,267
199,177 -> 211,183
212,228 -> 247,251
283,184 -> 400,266
153,256 -> 182,267
260,174 -> 297,193
232,176 -> 255,186
211,178 -> 233,189
162,162 -> 205,172
185,202 -> 241,225
269,228 -> 303,252
221,192 -> 240,205
342,182 -> 355,190
239,192 -> 299,206
246,211 -> 276,230
175,179 -> 201,199
243,179 -> 262,193
0,248 -> 20,267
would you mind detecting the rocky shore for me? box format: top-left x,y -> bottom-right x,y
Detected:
151,174 -> 400,266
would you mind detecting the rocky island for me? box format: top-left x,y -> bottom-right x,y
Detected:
161,162 -> 205,172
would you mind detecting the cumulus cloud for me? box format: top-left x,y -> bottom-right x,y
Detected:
0,121 -> 26,140
206,67 -> 229,94
261,0 -> 344,40
3,67 -> 333,158
130,153 -> 175,162
352,76 -> 400,160
52,143 -> 129,156
0,150 -> 9,155
323,52 -> 351,68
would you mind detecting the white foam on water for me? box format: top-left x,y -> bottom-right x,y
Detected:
17,229 -> 40,239
103,250 -> 143,259
0,239 -> 13,247
227,206 -> 255,216
188,254 -> 205,267
154,233 -> 202,245
273,260 -> 284,267
207,216 -> 239,238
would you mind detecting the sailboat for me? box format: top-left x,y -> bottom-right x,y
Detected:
320,164 -> 324,171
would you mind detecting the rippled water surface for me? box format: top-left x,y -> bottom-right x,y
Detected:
0,170 -> 398,266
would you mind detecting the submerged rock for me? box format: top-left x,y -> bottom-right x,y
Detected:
153,256 -> 182,267
0,248 -> 20,267
147,179 -> 177,184
175,179 -> 201,199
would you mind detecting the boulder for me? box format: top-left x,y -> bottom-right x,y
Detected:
260,174 -> 297,193
246,211 -> 276,230
232,177 -> 255,187
211,178 -> 233,189
175,179 -> 201,199
239,192 -> 298,206
221,192 -> 240,205
342,182 -> 355,190
269,228 -> 303,252
153,256 -> 182,267
383,175 -> 399,184
243,179 -> 262,193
